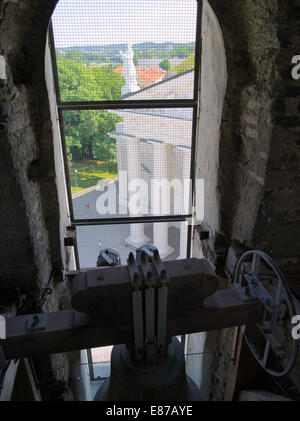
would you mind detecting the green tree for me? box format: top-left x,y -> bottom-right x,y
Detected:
172,45 -> 194,58
171,53 -> 195,74
56,57 -> 124,166
63,109 -> 119,165
159,58 -> 171,71
64,49 -> 84,62
55,50 -> 65,61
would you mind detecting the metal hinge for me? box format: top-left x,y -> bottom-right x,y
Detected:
64,226 -> 76,247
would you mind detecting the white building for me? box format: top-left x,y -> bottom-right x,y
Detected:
111,61 -> 194,259
75,53 -> 195,265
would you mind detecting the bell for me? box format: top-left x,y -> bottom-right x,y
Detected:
94,337 -> 202,401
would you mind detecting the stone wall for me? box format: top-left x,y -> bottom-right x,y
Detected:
197,0 -> 300,400
209,0 -> 300,280
0,0 -> 73,400
253,0 -> 300,282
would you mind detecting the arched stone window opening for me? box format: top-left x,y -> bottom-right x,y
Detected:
49,0 -> 202,271
45,0 -> 227,400
1,0 -> 299,403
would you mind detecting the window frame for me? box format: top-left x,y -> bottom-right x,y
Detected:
49,0 -> 203,269
87,348 -> 110,382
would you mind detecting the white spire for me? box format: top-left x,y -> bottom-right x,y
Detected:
120,43 -> 140,96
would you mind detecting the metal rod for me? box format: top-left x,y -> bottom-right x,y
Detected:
187,224 -> 192,258
193,0 -> 203,101
190,106 -> 199,220
58,99 -> 196,111
156,285 -> 168,354
152,252 -> 169,355
139,255 -> 156,360
71,214 -> 192,226
128,253 -> 144,360
57,109 -> 77,230
1,289 -> 263,360
48,21 -> 61,103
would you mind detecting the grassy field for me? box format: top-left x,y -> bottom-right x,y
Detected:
69,160 -> 117,196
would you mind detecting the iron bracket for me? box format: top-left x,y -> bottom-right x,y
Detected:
26,314 -> 47,332
152,249 -> 170,356
127,252 -> 144,360
139,251 -> 156,362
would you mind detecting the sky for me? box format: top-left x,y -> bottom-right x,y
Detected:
52,0 -> 198,48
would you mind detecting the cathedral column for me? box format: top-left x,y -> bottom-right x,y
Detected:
115,124 -> 128,215
153,142 -> 174,259
179,221 -> 189,259
125,137 -> 149,248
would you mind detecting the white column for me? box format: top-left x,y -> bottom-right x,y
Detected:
154,221 -> 174,259
126,223 -> 149,247
179,220 -> 188,259
153,142 -> 174,259
125,138 -> 149,248
115,130 -> 128,215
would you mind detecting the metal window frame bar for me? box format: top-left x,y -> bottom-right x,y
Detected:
58,99 -> 196,110
49,22 -> 61,103
49,1 -> 203,268
86,348 -> 110,382
71,214 -> 192,226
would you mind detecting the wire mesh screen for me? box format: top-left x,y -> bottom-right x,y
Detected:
76,221 -> 188,267
91,361 -> 111,380
90,345 -> 112,379
51,0 -> 197,101
63,108 -> 193,220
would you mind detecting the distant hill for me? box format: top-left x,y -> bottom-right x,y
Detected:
59,42 -> 195,53
132,42 -> 195,50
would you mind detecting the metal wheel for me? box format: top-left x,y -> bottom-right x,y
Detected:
234,250 -> 299,377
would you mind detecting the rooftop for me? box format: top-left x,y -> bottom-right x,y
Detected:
114,65 -> 166,83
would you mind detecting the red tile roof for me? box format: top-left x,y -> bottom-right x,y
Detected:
114,66 -> 166,83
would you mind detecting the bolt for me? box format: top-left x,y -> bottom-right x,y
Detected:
32,315 -> 39,327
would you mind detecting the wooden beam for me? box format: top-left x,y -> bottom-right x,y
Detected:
1,288 -> 263,360
71,259 -> 220,323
